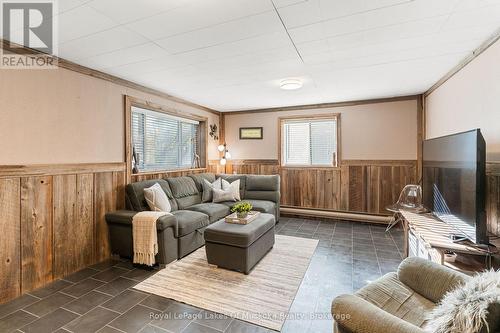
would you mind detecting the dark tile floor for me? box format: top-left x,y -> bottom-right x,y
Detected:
0,218 -> 404,333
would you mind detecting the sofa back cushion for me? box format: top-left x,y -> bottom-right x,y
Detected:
125,179 -> 178,212
189,173 -> 216,192
216,174 -> 246,199
166,176 -> 201,209
244,175 -> 280,203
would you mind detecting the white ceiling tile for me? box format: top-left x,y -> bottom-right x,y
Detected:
155,11 -> 283,55
104,56 -> 187,77
58,5 -> 117,43
58,26 -> 147,61
58,0 -> 89,14
88,0 -> 187,24
278,0 -> 412,29
79,43 -> 169,70
125,0 -> 274,41
443,4 -> 500,30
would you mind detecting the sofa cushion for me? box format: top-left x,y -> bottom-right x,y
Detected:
201,178 -> 222,203
185,203 -> 230,223
217,174 -> 246,199
221,199 -> 275,215
171,210 -> 210,237
125,179 -> 177,212
144,183 -> 172,212
166,177 -> 202,209
355,272 -> 435,328
189,173 -> 216,192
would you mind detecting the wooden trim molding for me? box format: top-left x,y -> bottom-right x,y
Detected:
424,27 -> 500,97
487,162 -> 500,176
223,95 -> 420,115
0,163 -> 125,178
0,38 -> 220,116
124,95 -> 209,183
229,159 -> 279,165
341,160 -> 417,166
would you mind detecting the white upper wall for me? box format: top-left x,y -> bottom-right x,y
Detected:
224,99 -> 418,160
425,38 -> 500,161
0,67 -> 219,165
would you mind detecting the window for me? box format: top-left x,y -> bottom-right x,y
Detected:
281,115 -> 339,167
131,106 -> 201,172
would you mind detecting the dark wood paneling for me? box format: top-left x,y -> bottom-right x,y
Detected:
0,178 -> 21,302
0,164 -> 126,305
131,168 -> 208,182
222,159 -> 417,215
53,174 -> 95,279
487,163 -> 500,236
226,160 -> 279,175
53,174 -> 77,279
94,172 -> 114,262
21,176 -> 53,292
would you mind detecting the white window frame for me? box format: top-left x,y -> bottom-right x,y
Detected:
279,114 -> 340,168
125,96 -> 207,181
131,106 -> 201,172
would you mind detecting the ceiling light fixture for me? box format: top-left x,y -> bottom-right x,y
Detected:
280,78 -> 303,90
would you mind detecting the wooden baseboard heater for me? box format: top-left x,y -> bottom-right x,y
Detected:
280,206 -> 392,224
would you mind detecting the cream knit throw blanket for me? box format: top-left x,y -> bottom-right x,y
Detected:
132,211 -> 170,266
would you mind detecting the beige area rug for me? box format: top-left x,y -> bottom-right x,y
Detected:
134,235 -> 318,331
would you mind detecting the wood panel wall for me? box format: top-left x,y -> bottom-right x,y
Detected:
131,168 -> 209,182
218,159 -> 500,236
0,163 -> 125,304
213,159 -> 417,215
487,163 -> 500,236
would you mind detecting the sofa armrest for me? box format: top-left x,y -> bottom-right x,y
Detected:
397,257 -> 468,303
332,294 -> 426,333
105,210 -> 178,233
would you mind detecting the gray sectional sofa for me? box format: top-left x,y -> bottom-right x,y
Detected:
105,173 -> 280,266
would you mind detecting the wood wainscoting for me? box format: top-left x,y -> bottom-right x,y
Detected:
215,159 -> 500,236
0,163 -> 125,304
131,168 -> 209,182
487,163 -> 500,236
210,159 -> 417,215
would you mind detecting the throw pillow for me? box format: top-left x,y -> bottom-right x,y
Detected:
144,183 -> 172,212
221,179 -> 241,201
426,269 -> 500,333
213,187 -> 238,203
202,178 -> 222,202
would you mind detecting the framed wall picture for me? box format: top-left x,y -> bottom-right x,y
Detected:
239,127 -> 263,139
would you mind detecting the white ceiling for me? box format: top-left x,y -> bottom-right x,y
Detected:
50,0 -> 500,110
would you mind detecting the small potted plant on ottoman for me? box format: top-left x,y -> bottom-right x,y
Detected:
231,201 -> 253,219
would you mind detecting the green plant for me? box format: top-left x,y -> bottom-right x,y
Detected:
231,201 -> 252,214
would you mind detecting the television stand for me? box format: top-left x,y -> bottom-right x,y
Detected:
399,211 -> 499,273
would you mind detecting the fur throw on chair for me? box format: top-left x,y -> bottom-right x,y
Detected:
426,270 -> 500,333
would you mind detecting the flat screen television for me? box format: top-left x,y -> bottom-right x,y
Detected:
422,129 -> 488,244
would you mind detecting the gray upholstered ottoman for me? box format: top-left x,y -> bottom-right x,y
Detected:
204,213 -> 275,274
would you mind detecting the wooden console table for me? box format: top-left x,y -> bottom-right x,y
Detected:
400,211 -> 499,274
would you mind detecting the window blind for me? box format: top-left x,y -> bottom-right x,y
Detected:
283,118 -> 337,166
131,106 -> 200,172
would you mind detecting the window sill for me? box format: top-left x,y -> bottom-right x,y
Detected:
132,167 -> 207,176
280,165 -> 340,170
